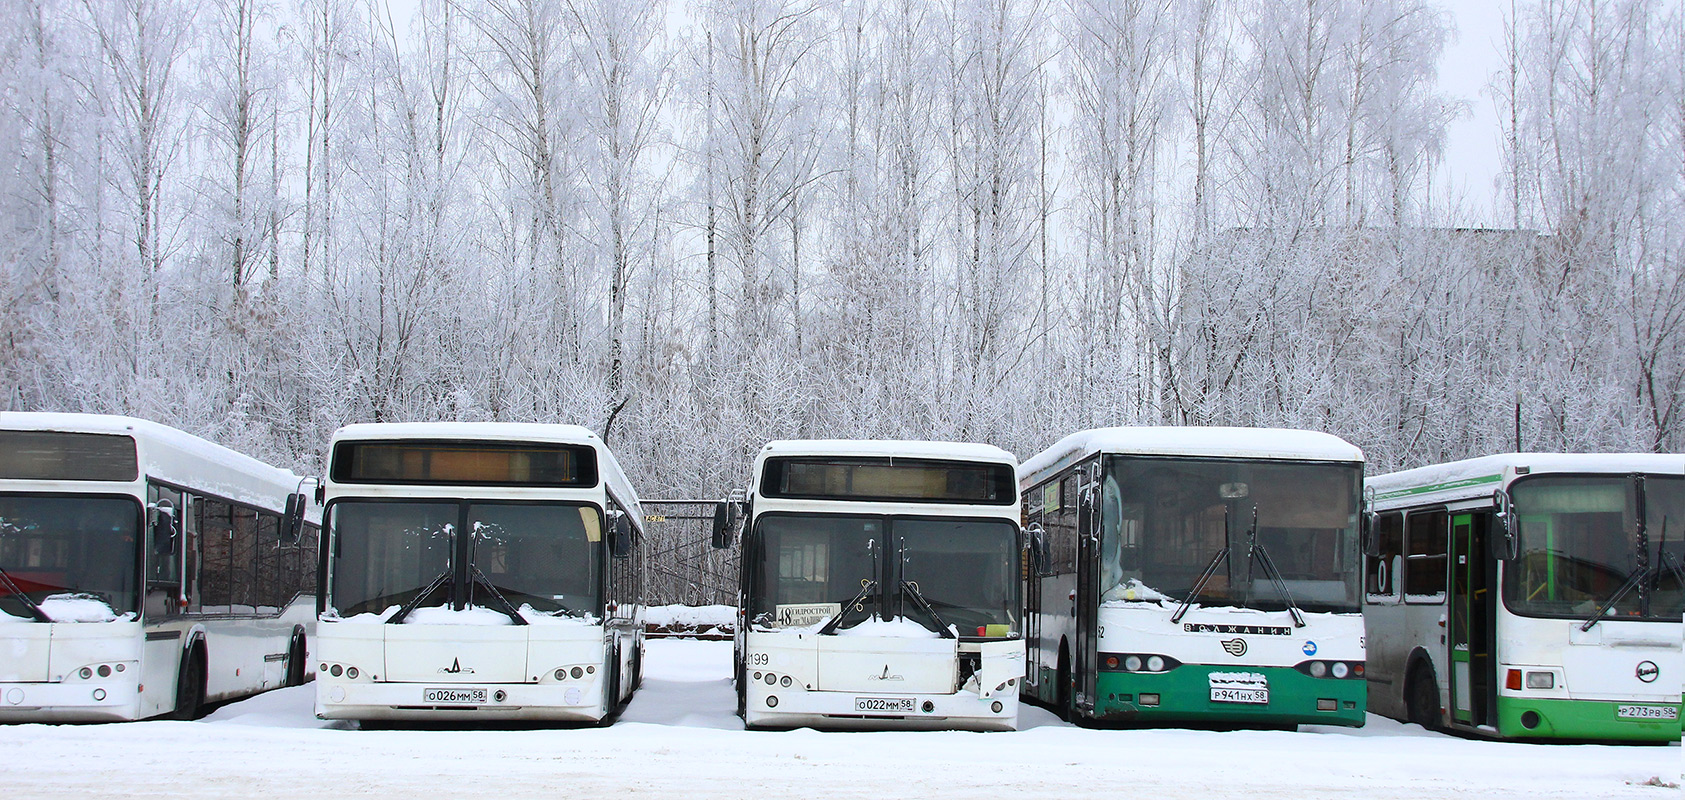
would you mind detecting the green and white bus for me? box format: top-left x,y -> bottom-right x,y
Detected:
1020,427 -> 1367,728
1365,454 -> 1682,742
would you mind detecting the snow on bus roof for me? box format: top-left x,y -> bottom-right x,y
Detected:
757,439 -> 1017,465
329,421 -> 642,512
0,412 -> 303,509
1020,427 -> 1363,484
332,421 -> 601,445
1369,452 -> 1685,502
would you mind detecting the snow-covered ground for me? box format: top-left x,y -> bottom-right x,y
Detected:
2,639 -> 1676,799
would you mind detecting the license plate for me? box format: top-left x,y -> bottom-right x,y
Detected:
1210,687 -> 1269,704
855,696 -> 915,713
1615,704 -> 1678,721
423,687 -> 486,705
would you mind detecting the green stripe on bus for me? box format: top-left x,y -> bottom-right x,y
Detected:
1496,696 -> 1682,742
1373,473 -> 1502,501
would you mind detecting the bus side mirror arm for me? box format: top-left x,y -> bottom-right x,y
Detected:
1491,489 -> 1520,561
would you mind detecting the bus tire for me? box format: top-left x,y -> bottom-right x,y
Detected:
1056,641 -> 1073,722
172,645 -> 206,721
285,632 -> 307,687
1406,661 -> 1440,731
734,660 -> 747,718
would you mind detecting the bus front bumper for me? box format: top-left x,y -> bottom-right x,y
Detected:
0,681 -> 142,722
315,680 -> 608,723
1089,664 -> 1366,728
743,686 -> 1019,731
1496,696 -> 1682,742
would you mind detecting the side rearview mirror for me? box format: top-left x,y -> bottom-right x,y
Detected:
609,510 -> 632,559
1026,522 -> 1053,577
281,493 -> 306,545
150,501 -> 177,556
711,500 -> 739,549
1491,488 -> 1520,561
1361,510 -> 1381,558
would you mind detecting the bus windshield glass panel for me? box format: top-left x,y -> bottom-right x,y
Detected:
895,518 -> 1020,635
751,514 -> 880,628
0,431 -> 138,482
1100,457 -> 1362,613
468,503 -> 602,617
331,440 -> 597,488
750,514 -> 1020,635
761,457 -> 1015,505
1506,475 -> 1683,621
0,494 -> 141,620
327,500 -> 602,619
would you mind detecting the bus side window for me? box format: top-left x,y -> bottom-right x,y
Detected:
1404,509 -> 1448,603
1365,512 -> 1403,602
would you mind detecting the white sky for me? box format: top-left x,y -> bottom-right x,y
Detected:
1436,2 -> 1509,226
383,0 -> 1515,226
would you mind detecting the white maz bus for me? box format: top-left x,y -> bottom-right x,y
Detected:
1365,454 -> 1683,742
1019,428 -> 1368,728
0,413 -> 318,722
313,423 -> 645,723
720,440 -> 1025,731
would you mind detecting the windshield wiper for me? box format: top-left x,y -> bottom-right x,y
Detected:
819,579 -> 878,635
387,568 -> 453,624
899,580 -> 957,639
1581,565 -> 1651,632
0,564 -> 52,623
467,566 -> 529,626
1172,547 -> 1229,624
1242,504 -> 1306,627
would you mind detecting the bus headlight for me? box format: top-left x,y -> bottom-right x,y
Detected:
1124,656 -> 1143,672
1525,671 -> 1554,690
1309,661 -> 1328,678
1331,662 -> 1349,679
1146,656 -> 1165,672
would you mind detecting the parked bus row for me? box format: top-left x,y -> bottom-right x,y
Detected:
1,413 -> 1676,743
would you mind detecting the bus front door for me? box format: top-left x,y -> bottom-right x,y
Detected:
1073,462 -> 1100,717
1449,512 -> 1493,728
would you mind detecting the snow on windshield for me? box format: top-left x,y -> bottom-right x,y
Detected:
36,594 -> 132,622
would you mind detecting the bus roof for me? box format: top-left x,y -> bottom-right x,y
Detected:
0,411 -> 303,510
1368,452 -> 1685,507
328,421 -> 641,514
756,439 -> 1017,466
1020,427 -> 1363,486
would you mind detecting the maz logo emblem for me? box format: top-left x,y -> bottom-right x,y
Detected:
869,665 -> 904,682
1220,638 -> 1248,657
438,658 -> 475,675
1636,661 -> 1659,683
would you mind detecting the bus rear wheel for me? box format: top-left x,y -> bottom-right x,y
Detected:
1055,645 -> 1073,722
1406,662 -> 1440,731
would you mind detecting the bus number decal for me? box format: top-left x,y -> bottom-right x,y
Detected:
748,652 -> 770,667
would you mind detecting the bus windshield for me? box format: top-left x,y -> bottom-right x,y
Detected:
1100,457 -> 1362,614
0,494 -> 140,621
1505,475 -> 1684,622
326,500 -> 602,619
750,513 -> 1020,635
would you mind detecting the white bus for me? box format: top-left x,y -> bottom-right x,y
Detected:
0,413 -> 317,722
313,423 -> 645,723
719,440 -> 1025,731
1019,428 -> 1368,728
1365,453 -> 1683,742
